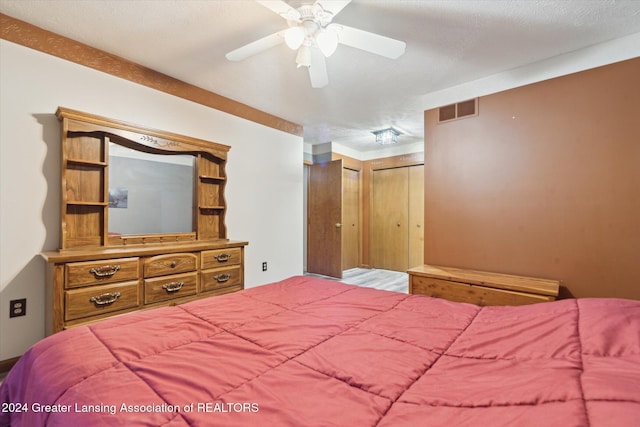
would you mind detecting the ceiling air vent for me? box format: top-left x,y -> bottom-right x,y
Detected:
438,98 -> 478,123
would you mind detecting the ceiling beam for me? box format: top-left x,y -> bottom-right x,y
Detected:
0,13 -> 303,137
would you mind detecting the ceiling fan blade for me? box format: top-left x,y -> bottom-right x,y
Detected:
316,0 -> 351,17
308,47 -> 329,88
331,24 -> 406,59
225,31 -> 284,61
256,0 -> 301,21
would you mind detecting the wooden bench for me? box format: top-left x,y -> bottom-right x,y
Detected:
408,265 -> 560,306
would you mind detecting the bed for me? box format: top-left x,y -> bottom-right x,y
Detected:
1,275 -> 639,426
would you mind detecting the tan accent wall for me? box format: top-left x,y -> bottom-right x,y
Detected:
0,13 -> 302,137
424,58 -> 640,299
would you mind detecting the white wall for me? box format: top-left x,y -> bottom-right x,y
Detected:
0,40 -> 304,360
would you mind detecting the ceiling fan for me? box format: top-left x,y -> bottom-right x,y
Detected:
225,0 -> 406,88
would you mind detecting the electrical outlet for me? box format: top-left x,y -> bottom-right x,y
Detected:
262,262 -> 268,272
9,299 -> 26,318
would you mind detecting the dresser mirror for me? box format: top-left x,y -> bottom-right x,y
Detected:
108,142 -> 195,236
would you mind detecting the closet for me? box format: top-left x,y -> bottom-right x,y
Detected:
306,153 -> 423,276
370,165 -> 424,272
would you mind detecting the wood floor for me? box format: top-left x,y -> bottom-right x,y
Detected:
305,268 -> 409,294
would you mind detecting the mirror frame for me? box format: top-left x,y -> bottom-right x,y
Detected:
56,107 -> 231,250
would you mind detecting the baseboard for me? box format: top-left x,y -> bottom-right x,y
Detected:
0,356 -> 20,374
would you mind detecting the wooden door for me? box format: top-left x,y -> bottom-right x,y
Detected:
408,165 -> 424,269
371,167 -> 409,271
342,167 -> 360,270
307,160 -> 343,278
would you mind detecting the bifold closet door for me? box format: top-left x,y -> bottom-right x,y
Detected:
408,165 -> 424,269
371,167 -> 409,271
371,165 -> 424,272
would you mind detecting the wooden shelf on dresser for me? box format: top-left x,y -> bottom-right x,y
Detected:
42,240 -> 247,334
408,264 -> 560,306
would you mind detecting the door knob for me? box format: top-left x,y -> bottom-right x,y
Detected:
336,223 -> 342,228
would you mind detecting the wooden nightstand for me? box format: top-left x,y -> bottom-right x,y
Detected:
408,265 -> 559,306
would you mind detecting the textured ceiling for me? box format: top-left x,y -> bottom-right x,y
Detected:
2,0 -> 640,152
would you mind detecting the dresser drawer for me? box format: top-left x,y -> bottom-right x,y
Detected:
201,248 -> 242,269
144,272 -> 198,304
144,253 -> 198,278
411,276 -> 552,306
65,257 -> 140,288
65,281 -> 140,321
201,266 -> 242,292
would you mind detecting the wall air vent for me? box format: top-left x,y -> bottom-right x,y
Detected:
438,98 -> 478,123
438,104 -> 456,122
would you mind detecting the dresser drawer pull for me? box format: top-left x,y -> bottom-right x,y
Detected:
89,292 -> 121,306
162,281 -> 184,293
214,253 -> 231,262
214,273 -> 231,283
89,265 -> 121,278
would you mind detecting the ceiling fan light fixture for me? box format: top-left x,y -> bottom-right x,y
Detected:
316,29 -> 338,57
373,127 -> 401,145
228,0 -> 407,88
296,44 -> 312,68
284,26 -> 305,50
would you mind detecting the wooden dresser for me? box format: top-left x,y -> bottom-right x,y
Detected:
408,264 -> 559,306
42,241 -> 246,334
42,108 -> 248,334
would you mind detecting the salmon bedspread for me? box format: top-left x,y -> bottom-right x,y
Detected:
1,276 -> 639,426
